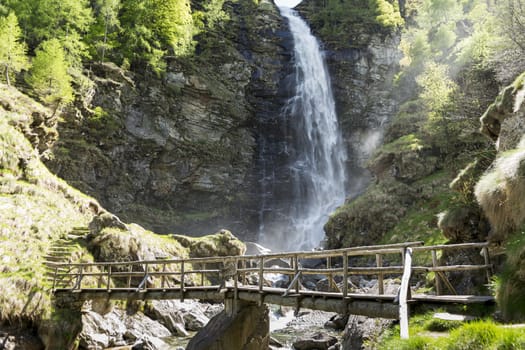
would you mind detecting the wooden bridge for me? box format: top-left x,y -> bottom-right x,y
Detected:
50,241 -> 495,339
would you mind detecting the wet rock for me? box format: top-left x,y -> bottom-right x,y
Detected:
122,311 -> 171,341
245,242 -> 272,255
292,332 -> 337,350
79,310 -> 126,349
144,300 -> 188,336
131,336 -> 170,350
324,314 -> 349,330
170,300 -> 210,331
342,315 -> 394,349
203,303 -> 224,319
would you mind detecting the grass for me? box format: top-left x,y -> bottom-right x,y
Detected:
379,317 -> 525,350
0,109 -> 96,325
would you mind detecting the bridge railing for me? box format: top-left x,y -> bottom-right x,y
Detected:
50,241 -> 492,299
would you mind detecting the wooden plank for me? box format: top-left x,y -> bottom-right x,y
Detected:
431,250 -> 442,295
399,248 -> 413,339
412,242 -> 488,253
376,254 -> 384,295
412,295 -> 495,304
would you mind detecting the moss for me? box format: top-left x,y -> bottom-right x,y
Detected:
475,146 -> 525,241
0,110 -> 97,326
381,172 -> 451,246
172,229 -> 246,258
496,227 -> 525,321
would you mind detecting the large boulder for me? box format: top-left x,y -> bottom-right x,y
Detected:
186,302 -> 269,350
78,309 -> 171,349
172,229 -> 246,257
341,315 -> 394,349
475,73 -> 525,242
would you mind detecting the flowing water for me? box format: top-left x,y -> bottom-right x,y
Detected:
258,5 -> 347,251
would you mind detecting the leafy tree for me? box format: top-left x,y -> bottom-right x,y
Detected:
0,13 -> 29,86
119,0 -> 194,72
3,0 -> 93,68
119,0 -> 165,72
151,0 -> 194,56
26,39 -> 73,108
90,0 -> 121,62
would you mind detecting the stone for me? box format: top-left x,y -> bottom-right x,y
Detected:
171,300 -> 210,331
131,336 -> 170,350
342,315 -> 394,350
324,314 -> 349,330
145,301 -> 188,336
79,310 -> 127,349
186,302 -> 269,350
122,311 -> 171,341
292,332 -> 337,350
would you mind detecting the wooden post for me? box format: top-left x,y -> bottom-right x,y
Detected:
234,258 -> 239,314
180,261 -> 185,301
327,256 -> 333,291
107,265 -> 111,291
259,256 -> 264,293
294,254 -> 299,294
376,253 -> 384,295
399,248 -> 413,339
201,263 -> 205,286
482,246 -> 492,283
343,252 -> 348,298
161,262 -> 166,289
76,265 -> 84,290
242,260 -> 247,285
431,250 -> 442,295
127,264 -> 132,289
144,263 -> 149,290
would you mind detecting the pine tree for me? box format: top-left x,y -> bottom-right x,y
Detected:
90,0 -> 121,62
0,13 -> 29,86
26,39 -> 73,108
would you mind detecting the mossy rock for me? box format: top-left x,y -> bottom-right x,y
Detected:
172,229 -> 246,257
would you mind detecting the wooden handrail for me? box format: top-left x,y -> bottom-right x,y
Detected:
51,241 -> 493,303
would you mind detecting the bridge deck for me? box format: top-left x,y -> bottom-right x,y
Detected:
50,241 -> 495,322
53,285 -> 494,320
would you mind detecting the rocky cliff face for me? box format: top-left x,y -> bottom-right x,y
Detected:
47,0 -> 294,240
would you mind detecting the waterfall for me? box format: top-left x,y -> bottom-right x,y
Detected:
258,5 -> 347,251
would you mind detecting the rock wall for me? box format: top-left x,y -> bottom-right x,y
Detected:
47,0 -> 293,240
298,0 -> 403,196
475,73 -> 525,243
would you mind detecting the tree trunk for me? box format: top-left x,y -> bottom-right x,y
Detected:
5,65 -> 10,86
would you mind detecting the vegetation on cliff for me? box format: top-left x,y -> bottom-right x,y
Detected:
300,0 -> 403,47
325,0 -> 519,250
0,83 -> 246,344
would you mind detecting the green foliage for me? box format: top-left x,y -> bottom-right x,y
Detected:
25,39 -> 73,106
151,0 -> 194,56
304,0 -> 403,48
87,106 -> 120,135
447,321 -> 498,349
378,134 -> 424,154
379,317 -> 525,350
417,62 -> 457,112
89,0 -> 121,62
371,0 -> 405,28
0,13 -> 29,86
496,228 -> 525,321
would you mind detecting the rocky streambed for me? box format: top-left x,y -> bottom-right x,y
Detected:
75,277 -> 397,350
